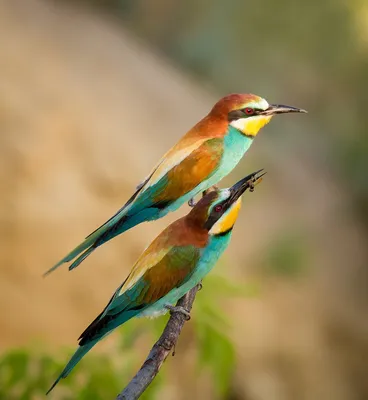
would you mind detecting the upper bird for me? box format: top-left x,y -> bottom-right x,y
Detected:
45,93 -> 306,275
46,169 -> 265,394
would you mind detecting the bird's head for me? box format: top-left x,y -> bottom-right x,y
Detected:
210,93 -> 307,137
187,170 -> 265,236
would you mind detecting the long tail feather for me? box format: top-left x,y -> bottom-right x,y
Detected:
43,203 -> 136,276
46,341 -> 96,395
44,184 -> 161,276
46,308 -> 140,394
43,236 -> 97,277
68,246 -> 96,271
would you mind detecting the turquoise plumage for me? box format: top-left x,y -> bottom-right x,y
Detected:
46,170 -> 265,394
45,94 -> 305,275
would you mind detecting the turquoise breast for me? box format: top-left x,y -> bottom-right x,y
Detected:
164,126 -> 253,214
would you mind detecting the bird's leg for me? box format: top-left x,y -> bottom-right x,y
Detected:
189,185 -> 219,207
164,304 -> 191,320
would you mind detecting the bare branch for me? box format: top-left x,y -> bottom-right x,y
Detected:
116,283 -> 201,400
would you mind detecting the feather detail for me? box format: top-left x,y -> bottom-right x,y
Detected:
118,218 -> 208,294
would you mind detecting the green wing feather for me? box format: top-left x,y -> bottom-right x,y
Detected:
103,245 -> 201,318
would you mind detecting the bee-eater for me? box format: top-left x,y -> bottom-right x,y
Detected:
46,94 -> 305,275
46,170 -> 265,393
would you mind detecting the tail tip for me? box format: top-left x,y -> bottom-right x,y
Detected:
46,378 -> 60,395
42,262 -> 62,278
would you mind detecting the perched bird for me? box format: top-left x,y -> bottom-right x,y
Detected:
46,94 -> 305,275
47,170 -> 265,393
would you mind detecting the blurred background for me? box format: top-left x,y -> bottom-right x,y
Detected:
1,0 -> 367,399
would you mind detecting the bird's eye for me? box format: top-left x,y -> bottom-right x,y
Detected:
244,107 -> 255,115
215,205 -> 222,212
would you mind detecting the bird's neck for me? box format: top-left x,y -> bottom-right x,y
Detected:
172,217 -> 209,248
226,124 -> 254,141
206,230 -> 233,256
223,125 -> 254,156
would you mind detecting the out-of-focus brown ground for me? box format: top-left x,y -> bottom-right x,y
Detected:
1,1 -> 367,399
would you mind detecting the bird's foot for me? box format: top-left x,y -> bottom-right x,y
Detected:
165,304 -> 191,321
197,282 -> 203,291
188,197 -> 197,207
202,185 -> 219,196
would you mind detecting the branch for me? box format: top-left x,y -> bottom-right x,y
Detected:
116,283 -> 201,400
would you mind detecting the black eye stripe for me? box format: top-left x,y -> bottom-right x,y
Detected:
228,108 -> 262,121
228,110 -> 245,121
204,201 -> 232,230
243,107 -> 263,114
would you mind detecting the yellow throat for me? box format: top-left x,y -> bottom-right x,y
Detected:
209,198 -> 242,235
230,115 -> 272,137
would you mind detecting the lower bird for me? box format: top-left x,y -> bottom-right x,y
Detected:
46,169 -> 265,394
45,93 -> 305,275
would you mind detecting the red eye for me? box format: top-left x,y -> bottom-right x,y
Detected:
244,107 -> 254,115
215,205 -> 222,212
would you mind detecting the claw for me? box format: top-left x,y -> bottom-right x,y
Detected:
188,198 -> 196,207
165,304 -> 191,321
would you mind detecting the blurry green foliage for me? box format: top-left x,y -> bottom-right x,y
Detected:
0,346 -> 125,400
262,231 -> 308,277
194,276 -> 236,397
0,272 -> 257,399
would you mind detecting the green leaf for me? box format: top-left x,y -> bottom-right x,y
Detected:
196,323 -> 235,397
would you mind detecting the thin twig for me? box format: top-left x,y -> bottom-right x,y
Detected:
116,283 -> 201,400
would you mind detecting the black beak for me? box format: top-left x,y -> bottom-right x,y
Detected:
228,169 -> 266,204
260,104 -> 307,116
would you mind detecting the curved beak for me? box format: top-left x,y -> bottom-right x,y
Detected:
228,169 -> 266,204
260,104 -> 307,116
